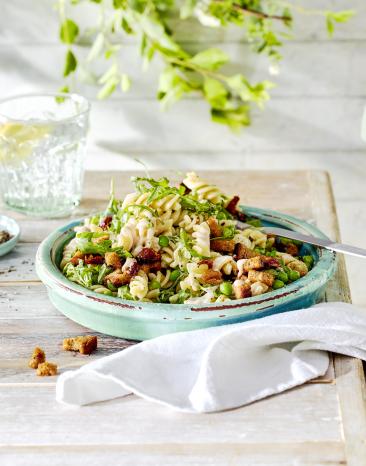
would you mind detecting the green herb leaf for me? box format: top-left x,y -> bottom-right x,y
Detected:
60,19 -> 79,45
203,78 -> 228,108
63,50 -> 77,77
190,48 -> 228,71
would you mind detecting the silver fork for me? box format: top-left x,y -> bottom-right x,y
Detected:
237,222 -> 366,259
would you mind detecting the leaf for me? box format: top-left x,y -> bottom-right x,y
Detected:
87,32 -> 105,62
180,0 -> 197,19
138,15 -> 181,53
325,10 -> 354,37
98,63 -> 118,84
97,76 -> 120,99
121,17 -> 133,34
56,85 -> 69,103
227,74 -> 274,107
203,78 -> 228,108
60,19 -> 79,45
157,67 -> 191,110
326,15 -> 334,37
63,50 -> 77,77
211,106 -> 250,131
120,74 -> 131,92
190,48 -> 228,70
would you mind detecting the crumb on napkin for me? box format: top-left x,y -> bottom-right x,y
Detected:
28,346 -> 46,369
36,361 -> 58,377
63,335 -> 98,355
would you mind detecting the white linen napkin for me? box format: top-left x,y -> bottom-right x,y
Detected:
56,302 -> 366,413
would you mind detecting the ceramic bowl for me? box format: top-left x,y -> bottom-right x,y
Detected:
36,206 -> 337,340
0,215 -> 20,257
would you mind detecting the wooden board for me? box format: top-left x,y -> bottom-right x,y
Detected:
0,170 -> 365,465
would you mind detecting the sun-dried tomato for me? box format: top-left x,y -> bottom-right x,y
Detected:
99,216 -> 112,230
84,254 -> 105,265
136,248 -> 161,263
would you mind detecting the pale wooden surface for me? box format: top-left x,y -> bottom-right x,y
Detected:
1,170 -> 366,465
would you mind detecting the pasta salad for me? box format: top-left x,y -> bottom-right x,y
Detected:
60,173 -> 314,304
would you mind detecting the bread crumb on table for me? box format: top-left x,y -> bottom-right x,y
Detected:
36,362 -> 58,376
63,335 -> 98,355
28,346 -> 46,369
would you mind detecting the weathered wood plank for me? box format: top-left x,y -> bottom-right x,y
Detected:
88,98 -> 365,153
0,384 -> 342,445
0,244 -> 39,283
0,283 -> 333,384
307,171 -> 366,465
0,442 -> 346,466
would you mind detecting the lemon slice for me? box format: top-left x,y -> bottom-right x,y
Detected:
0,122 -> 51,163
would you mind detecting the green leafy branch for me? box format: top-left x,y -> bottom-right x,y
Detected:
57,0 -> 354,130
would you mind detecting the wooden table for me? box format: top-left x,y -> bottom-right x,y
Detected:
1,170 -> 366,466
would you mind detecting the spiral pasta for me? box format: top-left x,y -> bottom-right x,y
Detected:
192,222 -> 210,257
183,172 -> 227,204
129,271 -> 149,300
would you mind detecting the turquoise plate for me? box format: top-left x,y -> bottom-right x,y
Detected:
36,206 -> 337,341
0,215 -> 20,257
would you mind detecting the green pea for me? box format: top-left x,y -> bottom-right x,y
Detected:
276,271 -> 289,283
158,235 -> 169,247
149,279 -> 161,290
302,255 -> 314,269
273,279 -> 285,289
170,269 -> 181,281
220,282 -> 233,296
288,269 -> 301,281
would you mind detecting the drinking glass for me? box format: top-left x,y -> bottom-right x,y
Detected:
0,93 -> 90,217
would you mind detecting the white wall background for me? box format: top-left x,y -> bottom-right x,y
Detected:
0,0 -> 365,304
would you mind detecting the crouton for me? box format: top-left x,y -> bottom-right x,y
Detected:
207,217 -> 222,237
210,239 -> 235,254
63,335 -> 98,355
287,260 -> 308,277
36,362 -> 58,376
284,243 -> 299,256
104,269 -> 132,287
234,243 -> 258,260
248,270 -> 274,287
251,282 -> 269,296
105,251 -> 122,269
242,256 -> 265,271
28,347 -> 46,369
200,269 -> 223,285
233,279 -> 252,299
